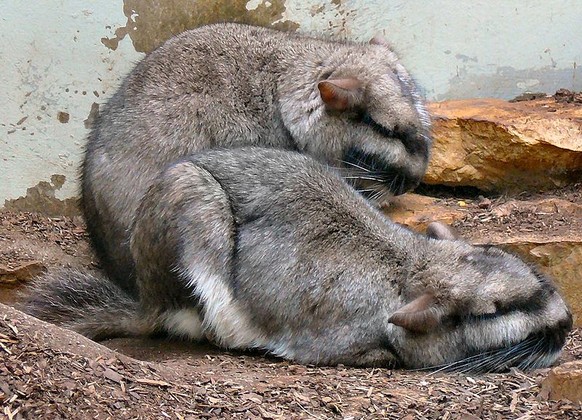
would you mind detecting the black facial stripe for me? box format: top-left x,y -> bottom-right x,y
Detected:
362,113 -> 429,159
343,146 -> 420,195
500,288 -> 551,314
446,289 -> 550,329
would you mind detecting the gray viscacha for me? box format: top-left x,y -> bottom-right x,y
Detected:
24,148 -> 572,372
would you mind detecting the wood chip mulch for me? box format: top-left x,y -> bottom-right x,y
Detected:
1,308 -> 580,419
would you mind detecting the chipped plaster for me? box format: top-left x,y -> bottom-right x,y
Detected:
102,0 -> 299,54
1,0 -> 580,211
1,1 -> 143,212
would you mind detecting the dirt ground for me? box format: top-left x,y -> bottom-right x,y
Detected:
416,182 -> 582,242
1,184 -> 582,419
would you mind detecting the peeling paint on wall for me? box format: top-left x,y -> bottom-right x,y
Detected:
4,175 -> 79,217
57,112 -> 70,124
0,1 -> 143,211
102,0 -> 299,54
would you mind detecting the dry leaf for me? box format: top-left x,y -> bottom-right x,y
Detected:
134,378 -> 171,387
103,368 -> 123,384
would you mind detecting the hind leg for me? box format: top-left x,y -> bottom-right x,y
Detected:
129,159 -> 263,348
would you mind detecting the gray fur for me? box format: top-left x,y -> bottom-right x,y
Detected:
426,221 -> 458,241
24,148 -> 572,372
22,269 -> 143,340
81,23 -> 432,295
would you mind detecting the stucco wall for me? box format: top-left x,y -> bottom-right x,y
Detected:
1,0 -> 580,212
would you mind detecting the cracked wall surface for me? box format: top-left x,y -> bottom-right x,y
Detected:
1,0 -> 581,211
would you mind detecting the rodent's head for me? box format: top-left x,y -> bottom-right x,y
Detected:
386,227 -> 572,372
281,36 -> 431,199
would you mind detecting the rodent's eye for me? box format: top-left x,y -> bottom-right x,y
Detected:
361,112 -> 373,124
469,312 -> 499,322
447,309 -> 501,328
344,109 -> 366,121
361,112 -> 407,141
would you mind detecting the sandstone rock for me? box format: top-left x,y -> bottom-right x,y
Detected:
382,193 -> 466,231
540,360 -> 582,402
0,261 -> 46,284
424,98 -> 582,192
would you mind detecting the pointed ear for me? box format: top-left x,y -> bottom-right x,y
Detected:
369,35 -> 392,48
317,78 -> 363,111
425,222 -> 458,241
388,293 -> 443,334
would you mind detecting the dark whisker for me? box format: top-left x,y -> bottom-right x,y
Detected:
418,334 -> 548,374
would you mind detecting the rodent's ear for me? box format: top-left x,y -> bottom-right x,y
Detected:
369,35 -> 393,49
317,78 -> 364,111
370,34 -> 394,51
425,222 -> 458,241
388,293 -> 443,334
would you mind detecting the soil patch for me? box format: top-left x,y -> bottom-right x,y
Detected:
416,183 -> 582,243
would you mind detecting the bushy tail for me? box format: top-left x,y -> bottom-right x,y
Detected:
20,269 -> 148,340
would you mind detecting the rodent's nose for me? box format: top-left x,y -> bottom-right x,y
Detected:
559,311 -> 574,332
546,311 -> 574,352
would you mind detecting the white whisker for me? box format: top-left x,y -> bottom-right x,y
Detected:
341,160 -> 371,173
